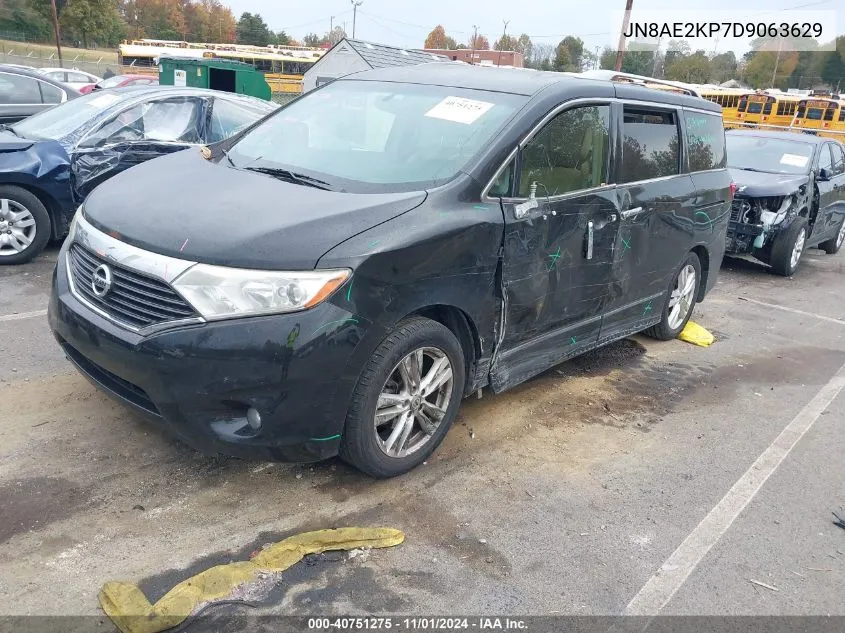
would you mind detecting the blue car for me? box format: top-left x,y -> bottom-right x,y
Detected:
0,86 -> 277,264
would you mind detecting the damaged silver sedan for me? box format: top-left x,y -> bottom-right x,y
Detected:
724,130 -> 845,275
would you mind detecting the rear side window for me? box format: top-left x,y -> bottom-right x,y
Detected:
683,111 -> 727,172
0,72 -> 41,104
621,107 -> 680,183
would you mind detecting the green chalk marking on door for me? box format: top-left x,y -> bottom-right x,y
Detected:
473,204 -> 489,210
366,240 -> 381,248
346,280 -> 354,303
621,237 -> 631,252
310,434 -> 341,442
547,246 -> 561,270
570,336 -> 577,345
643,300 -> 653,315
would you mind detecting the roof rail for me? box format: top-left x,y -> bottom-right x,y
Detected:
576,69 -> 701,97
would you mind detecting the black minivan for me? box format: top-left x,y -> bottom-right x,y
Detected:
49,65 -> 732,477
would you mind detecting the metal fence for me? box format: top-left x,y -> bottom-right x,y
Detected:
1,42 -> 120,77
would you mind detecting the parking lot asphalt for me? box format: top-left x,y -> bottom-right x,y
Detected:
1,244 -> 844,620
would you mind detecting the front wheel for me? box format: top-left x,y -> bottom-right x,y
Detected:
340,316 -> 466,478
769,217 -> 808,276
645,252 -> 701,341
0,186 -> 51,265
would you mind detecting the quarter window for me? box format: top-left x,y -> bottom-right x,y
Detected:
39,81 -> 63,104
80,98 -> 203,147
518,104 -> 610,197
621,107 -> 681,183
683,111 -> 727,172
830,144 -> 845,176
817,145 -> 833,173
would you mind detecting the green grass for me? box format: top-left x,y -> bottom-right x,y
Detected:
0,39 -> 118,64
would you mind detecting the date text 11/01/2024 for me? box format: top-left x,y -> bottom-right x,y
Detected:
623,21 -> 823,39
308,618 -> 528,630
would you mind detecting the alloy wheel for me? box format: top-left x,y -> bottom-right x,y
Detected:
790,227 -> 806,270
667,264 -> 696,330
0,199 -> 36,257
374,346 -> 454,458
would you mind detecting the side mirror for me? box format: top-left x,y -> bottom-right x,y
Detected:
817,167 -> 830,181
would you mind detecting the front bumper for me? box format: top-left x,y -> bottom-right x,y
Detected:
725,220 -> 764,255
48,246 -> 371,462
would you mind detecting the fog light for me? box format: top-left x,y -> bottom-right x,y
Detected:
246,407 -> 262,430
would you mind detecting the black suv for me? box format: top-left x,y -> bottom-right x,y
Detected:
49,65 -> 732,477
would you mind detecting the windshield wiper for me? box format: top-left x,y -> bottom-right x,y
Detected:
732,166 -> 768,173
244,166 -> 332,191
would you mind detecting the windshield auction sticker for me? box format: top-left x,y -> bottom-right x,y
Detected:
780,153 -> 809,167
425,97 -> 494,125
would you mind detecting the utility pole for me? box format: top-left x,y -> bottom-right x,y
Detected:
770,37 -> 783,89
50,0 -> 62,67
471,25 -> 478,65
595,45 -> 600,69
497,19 -> 510,66
351,0 -> 363,39
614,0 -> 634,72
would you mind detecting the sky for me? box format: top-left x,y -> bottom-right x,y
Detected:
223,0 -> 843,56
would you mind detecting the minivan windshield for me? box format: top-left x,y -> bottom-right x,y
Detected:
12,91 -> 124,140
726,134 -> 815,175
227,80 -> 526,193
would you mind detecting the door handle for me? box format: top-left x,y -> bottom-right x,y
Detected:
586,221 -> 594,260
620,206 -> 645,219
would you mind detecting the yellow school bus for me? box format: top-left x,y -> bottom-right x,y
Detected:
734,92 -> 801,130
790,97 -> 845,140
698,88 -> 746,128
118,39 -> 325,94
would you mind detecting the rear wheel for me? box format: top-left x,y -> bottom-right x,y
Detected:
340,316 -> 465,478
820,217 -> 845,255
645,252 -> 701,341
0,186 -> 51,265
769,217 -> 808,276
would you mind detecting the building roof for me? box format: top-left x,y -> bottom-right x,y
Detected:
339,39 -> 448,69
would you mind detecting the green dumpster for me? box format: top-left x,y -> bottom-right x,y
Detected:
158,56 -> 272,101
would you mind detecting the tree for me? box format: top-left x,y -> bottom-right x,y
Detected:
60,0 -> 124,47
274,30 -> 291,45
665,50 -> 712,84
709,52 -> 737,84
664,40 -> 690,68
553,36 -> 584,72
528,42 -> 554,70
743,48 -> 800,89
303,32 -> 325,47
236,11 -> 271,46
326,26 -> 345,46
601,44 -> 655,76
469,33 -> 489,50
821,49 -> 845,87
515,33 -> 532,63
0,0 -> 53,41
494,34 -> 518,51
424,24 -> 448,49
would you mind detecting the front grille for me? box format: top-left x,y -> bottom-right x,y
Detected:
61,340 -> 160,415
68,243 -> 196,329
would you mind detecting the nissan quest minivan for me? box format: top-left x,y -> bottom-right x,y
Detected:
49,64 -> 733,477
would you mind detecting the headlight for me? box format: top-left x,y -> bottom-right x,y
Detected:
171,265 -> 351,320
67,205 -> 83,241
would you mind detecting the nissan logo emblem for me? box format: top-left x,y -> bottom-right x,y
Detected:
91,264 -> 113,298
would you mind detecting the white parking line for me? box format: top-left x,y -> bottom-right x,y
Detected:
738,296 -> 845,325
625,359 -> 845,615
0,309 -> 47,322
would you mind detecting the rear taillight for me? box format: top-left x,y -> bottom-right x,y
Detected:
729,182 -> 737,199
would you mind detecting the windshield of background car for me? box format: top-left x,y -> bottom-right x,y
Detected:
226,80 -> 526,193
99,75 -> 127,89
11,91 -> 125,140
725,134 -> 815,175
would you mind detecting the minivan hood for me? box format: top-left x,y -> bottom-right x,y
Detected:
83,149 -> 428,270
728,168 -> 809,197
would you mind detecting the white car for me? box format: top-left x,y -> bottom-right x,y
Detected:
37,68 -> 102,90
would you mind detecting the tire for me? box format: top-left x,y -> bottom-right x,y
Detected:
340,316 -> 466,478
769,217 -> 808,276
819,217 -> 845,255
0,185 -> 51,265
644,252 -> 702,341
